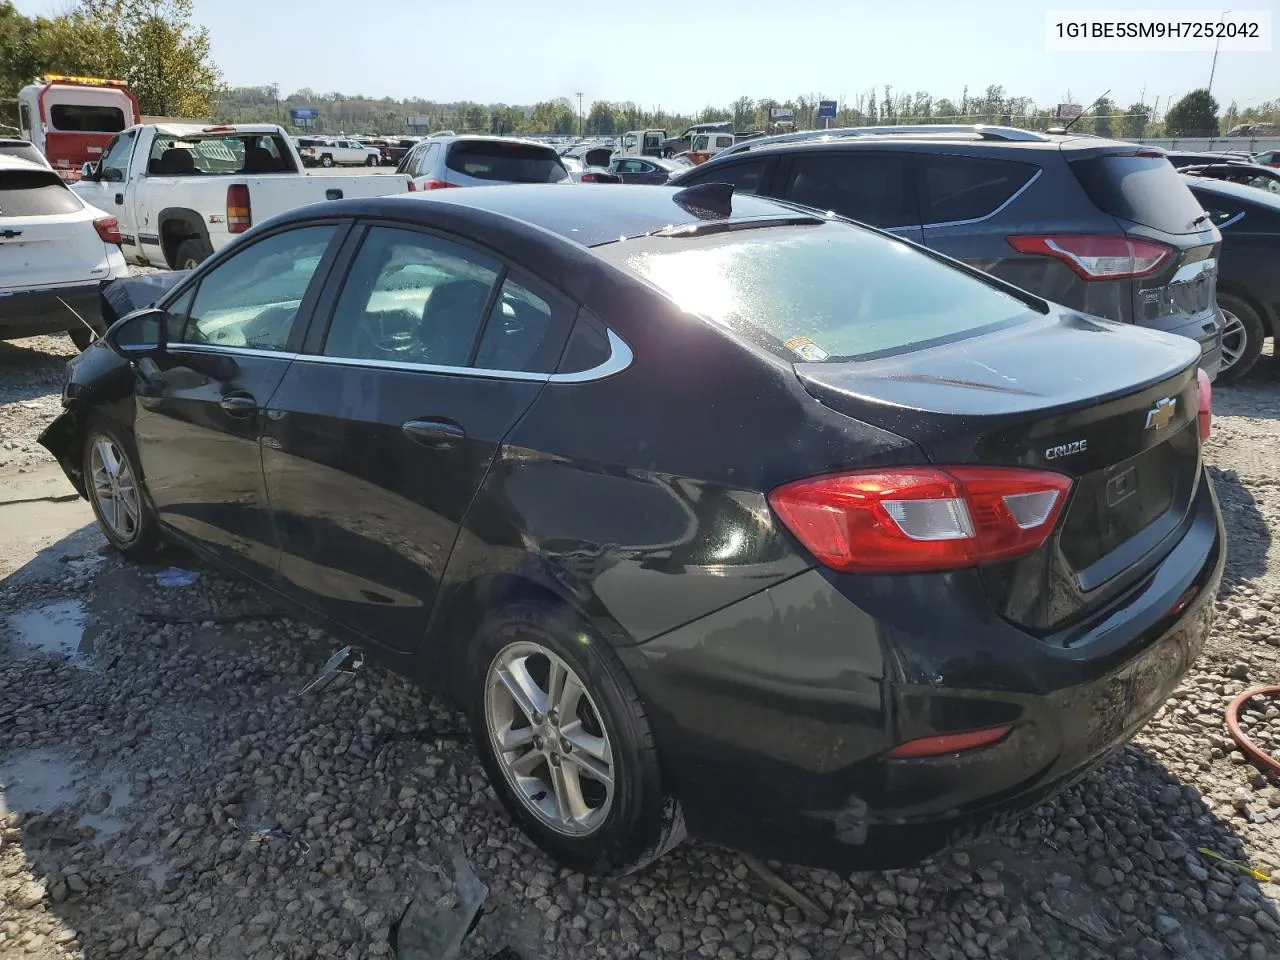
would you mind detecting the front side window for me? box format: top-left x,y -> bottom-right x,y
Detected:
322,227 -> 500,367
178,225 -> 336,350
613,223 -> 1032,362
781,153 -> 916,228
98,130 -> 136,182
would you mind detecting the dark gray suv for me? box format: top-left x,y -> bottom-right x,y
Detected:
669,126 -> 1224,379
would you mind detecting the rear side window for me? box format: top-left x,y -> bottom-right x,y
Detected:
681,158 -> 768,195
1070,153 -> 1210,235
49,104 -> 126,133
0,170 -> 82,217
446,141 -> 568,183
918,155 -> 1037,224
473,275 -> 573,373
780,154 -> 916,229
0,142 -> 45,166
616,224 -> 1030,361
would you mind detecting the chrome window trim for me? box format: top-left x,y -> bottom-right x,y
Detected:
1214,210 -> 1246,230
168,327 -> 634,383
919,167 -> 1043,230
170,343 -> 298,360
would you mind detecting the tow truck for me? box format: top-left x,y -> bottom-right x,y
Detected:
17,75 -> 141,181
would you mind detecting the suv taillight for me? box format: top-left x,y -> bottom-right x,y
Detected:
93,216 -> 122,245
769,466 -> 1072,573
416,179 -> 454,190
1197,368 -> 1212,442
226,184 -> 252,234
1006,234 -> 1174,280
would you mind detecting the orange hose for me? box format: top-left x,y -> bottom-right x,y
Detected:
1225,685 -> 1280,775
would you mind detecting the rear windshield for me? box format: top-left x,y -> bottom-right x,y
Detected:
50,104 -> 126,133
615,224 -> 1031,362
146,134 -> 296,175
1070,153 -> 1209,235
446,141 -> 569,183
0,170 -> 82,217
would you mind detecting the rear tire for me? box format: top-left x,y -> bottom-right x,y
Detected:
321,154 -> 334,168
1217,292 -> 1264,383
82,416 -> 162,560
174,238 -> 213,271
462,600 -> 682,875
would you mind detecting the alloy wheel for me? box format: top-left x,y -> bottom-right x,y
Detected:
484,641 -> 615,836
1220,308 -> 1247,372
90,437 -> 140,542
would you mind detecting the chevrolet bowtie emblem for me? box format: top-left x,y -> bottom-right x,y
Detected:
1145,397 -> 1176,431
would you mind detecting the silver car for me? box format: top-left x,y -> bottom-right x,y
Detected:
396,135 -> 571,191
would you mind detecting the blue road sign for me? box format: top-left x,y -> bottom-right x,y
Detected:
818,100 -> 838,120
290,107 -> 320,121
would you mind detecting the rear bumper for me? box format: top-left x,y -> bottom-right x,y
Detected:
0,283 -> 103,341
1153,308 -> 1224,382
620,472 -> 1223,870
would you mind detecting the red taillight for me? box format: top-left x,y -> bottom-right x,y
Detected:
1006,234 -> 1173,280
768,466 -> 1072,574
416,179 -> 454,190
226,184 -> 251,234
93,215 -> 121,245
1197,368 -> 1212,443
889,725 -> 1012,759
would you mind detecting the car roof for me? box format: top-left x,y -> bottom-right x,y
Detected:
331,184 -> 819,248
711,126 -> 1141,161
1182,173 -> 1280,209
0,154 -> 57,172
424,135 -> 560,151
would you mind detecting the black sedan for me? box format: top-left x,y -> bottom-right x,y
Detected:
1185,174 -> 1280,380
605,155 -> 687,184
41,184 -> 1223,874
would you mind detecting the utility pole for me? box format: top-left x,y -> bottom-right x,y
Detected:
273,82 -> 280,123
576,92 -> 584,138
1209,9 -> 1231,94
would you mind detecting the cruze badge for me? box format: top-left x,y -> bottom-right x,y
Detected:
1046,440 -> 1087,460
1145,398 -> 1176,431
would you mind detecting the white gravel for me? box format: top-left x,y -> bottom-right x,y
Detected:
1,330 -> 1279,960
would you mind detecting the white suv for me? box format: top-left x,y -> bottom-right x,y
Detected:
299,139 -> 381,168
0,156 -> 129,350
396,136 -> 570,190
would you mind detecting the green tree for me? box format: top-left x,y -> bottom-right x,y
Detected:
585,101 -> 615,135
1165,89 -> 1220,136
1121,102 -> 1150,139
1091,96 -> 1116,138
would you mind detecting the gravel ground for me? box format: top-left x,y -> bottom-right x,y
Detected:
1,328 -> 1280,960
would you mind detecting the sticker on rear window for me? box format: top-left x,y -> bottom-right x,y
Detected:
784,336 -> 829,362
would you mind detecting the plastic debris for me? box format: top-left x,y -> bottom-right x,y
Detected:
1197,846 -> 1271,882
153,567 -> 198,587
394,853 -> 487,960
296,645 -> 364,696
227,818 -> 311,853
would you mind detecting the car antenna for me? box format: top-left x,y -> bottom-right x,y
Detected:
672,182 -> 735,217
1063,89 -> 1111,133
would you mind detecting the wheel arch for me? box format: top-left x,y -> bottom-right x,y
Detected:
158,207 -> 210,269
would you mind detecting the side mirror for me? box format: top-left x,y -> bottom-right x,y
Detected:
81,162 -> 98,179
104,307 -> 168,359
102,166 -> 125,183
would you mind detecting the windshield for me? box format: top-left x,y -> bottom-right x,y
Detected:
613,224 -> 1032,362
146,134 -> 296,175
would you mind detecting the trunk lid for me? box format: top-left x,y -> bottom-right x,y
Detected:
0,168 -> 108,289
794,310 -> 1203,633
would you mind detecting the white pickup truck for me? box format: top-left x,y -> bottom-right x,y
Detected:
298,138 -> 381,168
73,123 -> 408,269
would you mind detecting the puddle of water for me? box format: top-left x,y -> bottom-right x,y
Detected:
6,600 -> 92,664
0,749 -> 79,817
132,854 -> 172,889
80,780 -> 133,841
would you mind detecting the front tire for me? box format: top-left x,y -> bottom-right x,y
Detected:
463,601 -> 682,875
1217,292 -> 1265,383
82,417 -> 161,560
365,155 -> 376,167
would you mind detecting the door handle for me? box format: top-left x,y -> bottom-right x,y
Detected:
402,418 -> 465,447
114,193 -> 124,205
219,394 -> 258,418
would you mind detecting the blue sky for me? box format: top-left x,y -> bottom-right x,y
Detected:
14,0 -> 1278,113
